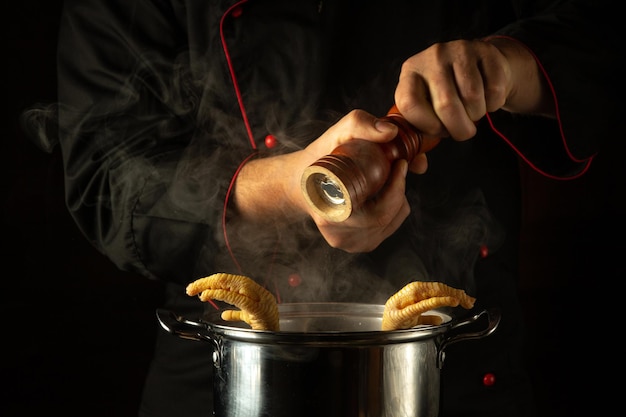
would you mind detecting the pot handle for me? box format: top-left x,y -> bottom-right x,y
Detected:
437,308 -> 501,368
156,309 -> 214,343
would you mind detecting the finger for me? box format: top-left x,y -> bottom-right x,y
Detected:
395,71 -> 448,137
397,59 -> 474,140
426,65 -> 477,140
408,152 -> 429,174
303,109 -> 399,164
452,52 -> 487,121
323,160 -> 409,253
336,109 -> 399,145
316,218 -> 386,253
366,159 -> 410,232
479,43 -> 509,112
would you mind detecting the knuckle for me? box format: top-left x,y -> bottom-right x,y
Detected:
394,92 -> 415,115
484,84 -> 507,111
344,108 -> 371,129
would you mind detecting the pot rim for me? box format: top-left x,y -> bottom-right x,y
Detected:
199,302 -> 454,346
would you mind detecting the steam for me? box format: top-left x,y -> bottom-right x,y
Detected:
19,46 -> 504,306
20,103 -> 60,153
405,187 -> 505,296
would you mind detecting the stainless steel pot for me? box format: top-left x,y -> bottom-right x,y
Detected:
157,303 -> 500,417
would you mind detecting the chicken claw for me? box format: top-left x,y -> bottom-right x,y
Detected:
186,273 -> 279,331
382,281 -> 476,331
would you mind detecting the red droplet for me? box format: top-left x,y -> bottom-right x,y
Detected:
288,273 -> 302,287
231,7 -> 243,18
483,373 -> 496,387
479,244 -> 489,258
265,134 -> 277,149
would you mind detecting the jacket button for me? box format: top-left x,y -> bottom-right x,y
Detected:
265,134 -> 278,149
482,372 -> 496,386
288,273 -> 302,287
231,6 -> 243,18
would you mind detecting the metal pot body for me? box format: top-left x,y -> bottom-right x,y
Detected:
157,303 -> 499,417
212,331 -> 440,417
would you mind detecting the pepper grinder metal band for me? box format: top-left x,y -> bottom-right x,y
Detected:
300,105 -> 440,222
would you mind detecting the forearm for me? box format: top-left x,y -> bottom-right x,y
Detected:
233,150 -> 313,224
57,0 -> 230,281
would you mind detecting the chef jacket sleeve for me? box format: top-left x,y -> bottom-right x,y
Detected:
56,0 -> 250,284
487,0 -> 621,179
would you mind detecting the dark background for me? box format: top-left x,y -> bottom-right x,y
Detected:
3,1 -> 623,416
3,2 -> 165,415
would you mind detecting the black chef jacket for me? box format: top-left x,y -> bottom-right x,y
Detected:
53,0 -> 617,416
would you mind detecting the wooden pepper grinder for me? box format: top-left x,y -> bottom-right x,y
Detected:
300,105 -> 440,222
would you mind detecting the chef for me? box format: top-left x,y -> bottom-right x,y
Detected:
37,0 -> 619,416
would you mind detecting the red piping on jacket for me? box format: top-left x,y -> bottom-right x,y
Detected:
219,1 -> 284,304
220,0 -> 256,276
220,0 -> 256,149
484,35 -> 594,180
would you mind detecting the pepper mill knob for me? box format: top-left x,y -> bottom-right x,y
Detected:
300,105 -> 440,222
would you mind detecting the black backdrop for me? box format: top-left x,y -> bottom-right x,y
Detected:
2,2 -> 623,416
3,2 -> 164,415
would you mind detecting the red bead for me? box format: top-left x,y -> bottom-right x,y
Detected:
231,7 -> 243,18
265,134 -> 277,149
288,273 -> 302,287
483,373 -> 496,387
479,244 -> 489,258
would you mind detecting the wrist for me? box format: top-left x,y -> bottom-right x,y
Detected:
484,36 -> 555,117
234,151 -> 311,223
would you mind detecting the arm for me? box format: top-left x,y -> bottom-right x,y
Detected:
234,0 -> 620,254
395,0 -> 619,177
57,0 -> 244,283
